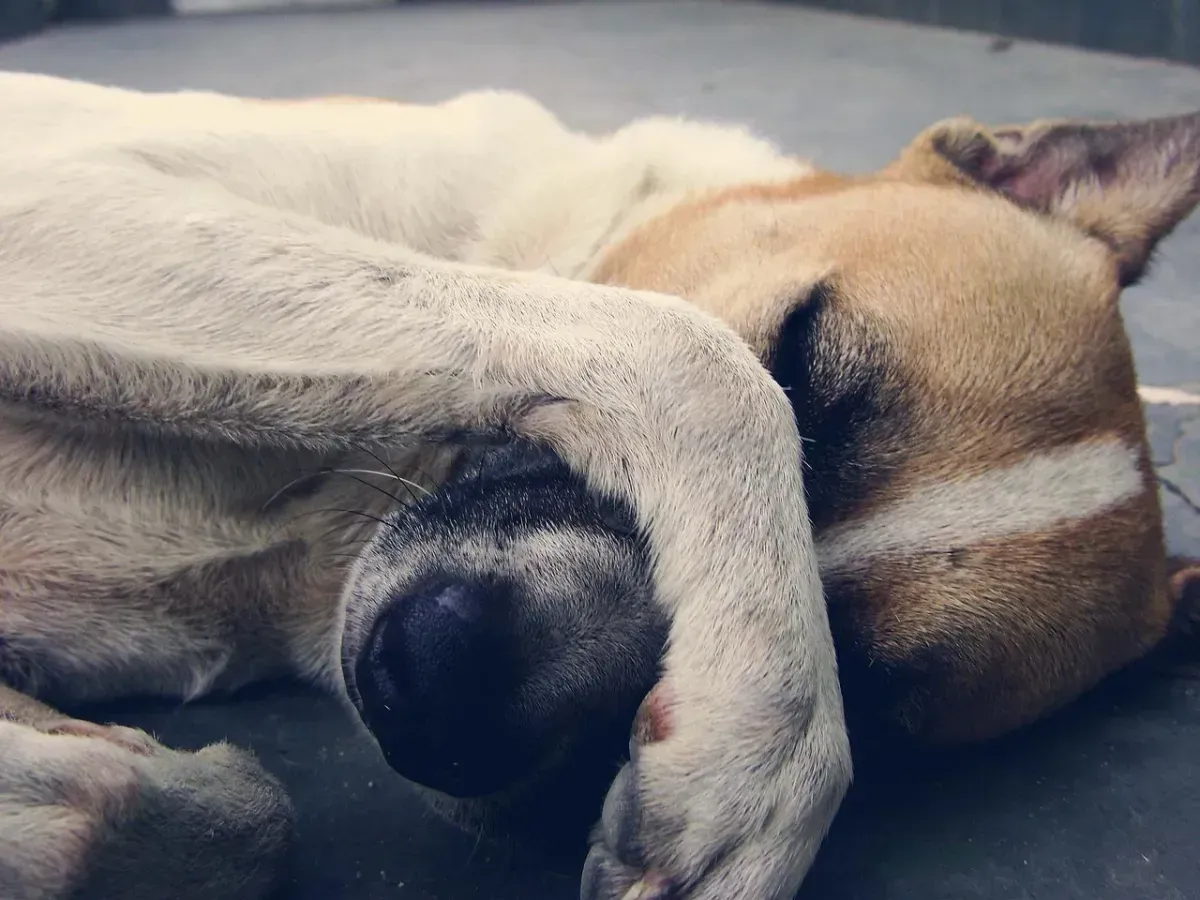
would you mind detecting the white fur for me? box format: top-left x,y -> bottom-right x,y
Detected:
0,76 -> 805,281
0,73 -> 847,900
817,438 -> 1145,574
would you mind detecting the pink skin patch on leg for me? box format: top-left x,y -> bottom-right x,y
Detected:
633,683 -> 675,747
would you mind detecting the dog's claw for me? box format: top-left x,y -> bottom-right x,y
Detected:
582,842 -> 674,900
581,695 -> 668,900
584,753 -> 675,900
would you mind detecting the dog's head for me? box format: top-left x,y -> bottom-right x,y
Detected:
592,108 -> 1200,742
339,109 -> 1200,840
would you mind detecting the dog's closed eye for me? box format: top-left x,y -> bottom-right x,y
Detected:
595,496 -> 638,537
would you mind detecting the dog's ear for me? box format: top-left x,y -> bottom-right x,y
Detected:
889,110 -> 1200,286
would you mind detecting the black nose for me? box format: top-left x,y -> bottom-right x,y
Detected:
354,577 -> 536,797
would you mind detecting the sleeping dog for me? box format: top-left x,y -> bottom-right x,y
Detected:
0,73 -> 1197,900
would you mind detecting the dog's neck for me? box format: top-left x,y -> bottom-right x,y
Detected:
459,114 -> 812,281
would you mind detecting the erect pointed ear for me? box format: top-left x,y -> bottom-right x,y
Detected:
887,110 -> 1200,286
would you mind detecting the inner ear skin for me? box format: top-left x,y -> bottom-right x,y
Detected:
926,110 -> 1200,287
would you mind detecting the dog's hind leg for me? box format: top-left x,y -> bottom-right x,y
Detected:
0,456 -> 338,899
0,682 -> 294,900
0,426 -> 422,899
0,416 -> 424,709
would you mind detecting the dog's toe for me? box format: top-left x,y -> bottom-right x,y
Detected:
0,718 -> 293,900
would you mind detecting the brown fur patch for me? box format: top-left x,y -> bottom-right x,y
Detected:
588,111 -> 1196,743
828,486 -> 1168,743
1167,557 -> 1200,636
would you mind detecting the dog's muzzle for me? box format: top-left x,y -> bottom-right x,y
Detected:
352,573 -> 539,797
337,439 -> 667,822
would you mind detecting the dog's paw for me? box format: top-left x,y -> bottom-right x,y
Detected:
0,717 -> 293,900
582,668 -> 851,900
0,718 -> 153,899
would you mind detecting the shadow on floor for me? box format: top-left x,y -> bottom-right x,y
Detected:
84,646 -> 1200,900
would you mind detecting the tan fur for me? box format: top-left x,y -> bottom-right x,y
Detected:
589,133 -> 1184,744
0,75 -> 1196,900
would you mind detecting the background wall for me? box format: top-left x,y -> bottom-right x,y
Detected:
6,1 -> 1200,67
783,0 -> 1200,65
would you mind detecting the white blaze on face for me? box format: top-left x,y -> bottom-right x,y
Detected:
815,438 -> 1145,574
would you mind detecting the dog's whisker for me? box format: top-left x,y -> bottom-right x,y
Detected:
410,462 -> 440,492
261,468 -> 334,512
466,821 -> 487,866
324,553 -> 370,564
346,440 -> 430,504
334,467 -> 409,482
294,521 -> 381,550
323,469 -> 414,508
320,508 -> 397,530
261,465 -> 431,516
314,529 -> 377,546
266,506 -> 403,545
334,467 -> 432,499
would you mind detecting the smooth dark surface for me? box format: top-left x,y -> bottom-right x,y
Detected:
785,0 -> 1200,65
2,3 -> 1198,898
54,0 -> 173,22
0,0 -> 48,42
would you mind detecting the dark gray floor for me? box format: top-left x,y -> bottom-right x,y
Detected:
2,3 -> 1198,898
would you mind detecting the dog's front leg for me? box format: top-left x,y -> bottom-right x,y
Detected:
502,303 -> 854,900
0,173 -> 851,899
